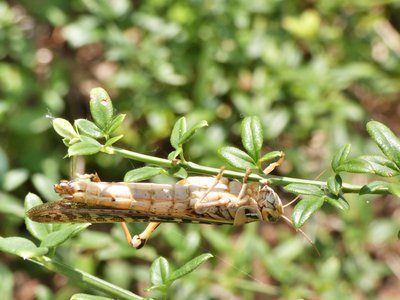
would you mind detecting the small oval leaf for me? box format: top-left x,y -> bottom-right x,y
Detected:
68,141 -> 102,156
284,184 -> 323,196
168,253 -> 213,283
107,114 -> 126,134
241,116 -> 263,161
219,146 -> 257,170
259,151 -> 283,163
75,119 -> 102,139
24,193 -> 53,241
0,237 -> 48,259
367,121 -> 400,168
178,120 -> 208,145
292,196 -> 324,228
170,117 -> 187,149
90,88 -> 114,130
336,156 -> 400,177
150,257 -> 170,286
2,169 -> 29,191
325,195 -> 349,210
360,181 -> 391,195
167,166 -> 188,179
124,167 -> 163,182
40,224 -> 90,248
104,135 -> 123,147
52,118 -> 78,139
331,144 -> 351,172
327,175 -> 342,196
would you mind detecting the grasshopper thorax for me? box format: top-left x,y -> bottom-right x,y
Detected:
259,185 -> 283,222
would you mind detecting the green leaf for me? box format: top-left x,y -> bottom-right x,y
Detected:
367,121 -> 400,168
2,168 -> 29,191
170,117 -> 187,149
168,253 -> 213,283
40,224 -> 90,248
167,165 -> 187,178
24,193 -> 53,241
0,237 -> 48,259
0,192 -> 25,218
124,167 -> 163,182
336,155 -> 400,177
325,195 -> 349,210
31,174 -> 58,202
284,184 -> 323,196
178,120 -> 208,145
107,114 -> 126,134
104,135 -> 123,147
52,118 -> 78,139
68,141 -> 102,156
327,175 -> 342,196
150,257 -> 170,287
219,146 -> 257,170
89,88 -> 114,130
71,293 -> 114,300
259,151 -> 283,163
292,196 -> 324,228
241,116 -> 263,161
360,181 -> 391,195
75,119 -> 102,138
167,149 -> 182,160
331,144 -> 351,172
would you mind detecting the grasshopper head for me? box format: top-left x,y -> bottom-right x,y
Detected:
259,185 -> 283,222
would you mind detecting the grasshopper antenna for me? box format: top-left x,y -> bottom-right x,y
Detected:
281,214 -> 320,256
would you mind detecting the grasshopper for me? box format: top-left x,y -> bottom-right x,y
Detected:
28,166 -> 318,253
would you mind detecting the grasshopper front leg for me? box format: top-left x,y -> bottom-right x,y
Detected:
121,222 -> 161,249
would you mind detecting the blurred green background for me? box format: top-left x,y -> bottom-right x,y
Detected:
1,0 -> 400,299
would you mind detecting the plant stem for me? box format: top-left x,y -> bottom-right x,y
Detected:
108,146 -> 389,194
30,256 -> 143,300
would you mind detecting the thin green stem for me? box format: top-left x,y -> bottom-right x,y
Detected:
107,146 -> 389,194
30,256 -> 143,300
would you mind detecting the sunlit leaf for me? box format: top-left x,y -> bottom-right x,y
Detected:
284,184 -> 323,196
168,253 -> 213,283
336,155 -> 400,177
360,181 -> 391,195
75,119 -> 102,138
170,117 -> 187,149
0,237 -> 48,259
40,224 -> 90,248
178,120 -> 208,145
367,121 -> 400,168
327,175 -> 342,196
241,116 -> 263,161
24,193 -> 53,241
89,88 -> 114,130
331,144 -> 351,172
149,257 -> 170,289
259,151 -> 283,163
124,167 -> 163,182
52,118 -> 78,139
325,194 -> 349,210
292,196 -> 324,228
68,141 -> 102,156
219,146 -> 256,170
107,114 -> 126,134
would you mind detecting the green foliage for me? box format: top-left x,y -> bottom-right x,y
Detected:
2,1 -> 400,299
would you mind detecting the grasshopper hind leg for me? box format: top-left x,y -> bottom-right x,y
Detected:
121,222 -> 161,249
